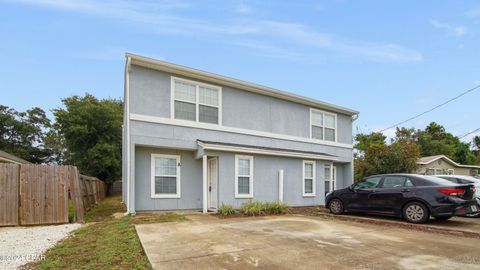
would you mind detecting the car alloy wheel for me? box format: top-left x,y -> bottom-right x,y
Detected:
404,202 -> 428,223
329,199 -> 343,214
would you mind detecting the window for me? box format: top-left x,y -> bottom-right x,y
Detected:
151,154 -> 181,198
324,166 -> 336,194
354,177 -> 381,190
310,109 -> 337,142
381,176 -> 408,188
303,161 -> 316,196
426,168 -> 447,175
235,155 -> 253,198
172,77 -> 221,124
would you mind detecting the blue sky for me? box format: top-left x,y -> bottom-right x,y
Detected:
1,0 -> 479,143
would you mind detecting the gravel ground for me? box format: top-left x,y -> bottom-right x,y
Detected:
0,224 -> 81,270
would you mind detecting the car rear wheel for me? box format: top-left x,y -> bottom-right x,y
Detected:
328,198 -> 344,215
434,216 -> 452,221
403,202 -> 429,224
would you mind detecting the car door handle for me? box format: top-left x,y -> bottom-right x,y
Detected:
401,189 -> 411,193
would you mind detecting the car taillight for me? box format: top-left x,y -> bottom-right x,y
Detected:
438,188 -> 465,196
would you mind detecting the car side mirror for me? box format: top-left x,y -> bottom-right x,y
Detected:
348,184 -> 354,191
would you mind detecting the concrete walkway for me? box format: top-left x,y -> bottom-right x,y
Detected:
136,215 -> 480,270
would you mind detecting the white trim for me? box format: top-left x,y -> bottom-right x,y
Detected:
310,108 -> 338,143
278,169 -> 284,202
325,164 -> 337,193
235,155 -> 254,198
171,76 -> 222,125
198,141 -> 337,161
130,113 -> 353,149
125,56 -> 133,213
151,154 -> 181,198
202,155 -> 208,213
127,53 -> 359,116
302,160 -> 316,197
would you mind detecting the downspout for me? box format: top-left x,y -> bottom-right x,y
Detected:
125,55 -> 132,215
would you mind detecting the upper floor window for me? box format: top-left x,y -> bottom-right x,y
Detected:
172,77 -> 221,125
310,109 -> 337,142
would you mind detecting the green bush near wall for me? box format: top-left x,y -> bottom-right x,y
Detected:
218,201 -> 290,216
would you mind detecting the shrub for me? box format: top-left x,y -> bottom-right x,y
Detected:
218,203 -> 236,216
238,200 -> 290,216
239,200 -> 265,216
264,201 -> 290,215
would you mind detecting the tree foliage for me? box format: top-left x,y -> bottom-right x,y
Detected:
354,122 -> 478,180
354,133 -> 420,180
53,94 -> 123,184
0,105 -> 53,163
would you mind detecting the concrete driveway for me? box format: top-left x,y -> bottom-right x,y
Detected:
136,215 -> 480,270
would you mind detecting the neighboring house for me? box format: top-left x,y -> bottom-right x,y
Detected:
122,53 -> 359,213
416,155 -> 480,176
0,150 -> 30,164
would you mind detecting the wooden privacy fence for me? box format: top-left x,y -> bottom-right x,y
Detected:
0,163 -> 106,226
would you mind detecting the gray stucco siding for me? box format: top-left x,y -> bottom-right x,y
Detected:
130,120 -> 354,162
128,64 -> 353,144
134,146 -> 202,211
129,66 -> 171,118
132,146 -> 346,211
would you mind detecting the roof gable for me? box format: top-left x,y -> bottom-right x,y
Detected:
126,53 -> 359,116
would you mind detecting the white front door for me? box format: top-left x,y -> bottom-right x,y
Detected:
207,158 -> 218,209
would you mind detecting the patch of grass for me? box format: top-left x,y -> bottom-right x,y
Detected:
84,195 -> 126,223
67,199 -> 75,223
218,203 -> 236,216
25,195 -> 188,270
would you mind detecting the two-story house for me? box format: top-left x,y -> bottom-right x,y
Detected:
122,53 -> 359,214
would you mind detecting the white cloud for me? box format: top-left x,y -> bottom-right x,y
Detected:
429,19 -> 469,37
236,2 -> 252,13
465,8 -> 480,17
9,0 -> 423,63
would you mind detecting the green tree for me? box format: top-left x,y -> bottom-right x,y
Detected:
354,132 -> 386,153
355,141 -> 420,180
0,105 -> 53,163
53,94 -> 123,184
415,122 -> 475,165
473,136 -> 480,164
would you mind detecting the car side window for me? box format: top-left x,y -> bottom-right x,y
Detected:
354,177 -> 381,190
405,178 -> 415,187
381,176 -> 407,188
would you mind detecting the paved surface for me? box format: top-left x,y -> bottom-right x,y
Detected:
0,223 -> 81,269
136,215 -> 480,270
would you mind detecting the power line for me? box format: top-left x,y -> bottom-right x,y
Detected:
379,84 -> 480,133
458,127 -> 480,139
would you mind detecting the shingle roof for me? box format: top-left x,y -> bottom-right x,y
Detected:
197,140 -> 335,157
0,150 -> 30,164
